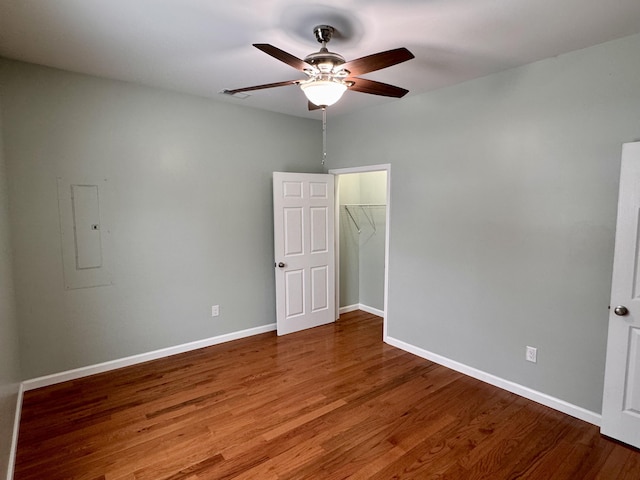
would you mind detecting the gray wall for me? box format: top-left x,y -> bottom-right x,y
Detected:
338,172 -> 386,311
327,33 -> 640,414
0,59 -> 322,379
0,97 -> 21,480
338,174 -> 360,307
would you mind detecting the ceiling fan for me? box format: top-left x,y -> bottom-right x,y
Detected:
223,25 -> 415,110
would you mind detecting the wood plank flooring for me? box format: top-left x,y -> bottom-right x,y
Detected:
14,310 -> 640,479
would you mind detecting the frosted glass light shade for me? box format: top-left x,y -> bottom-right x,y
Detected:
300,80 -> 348,107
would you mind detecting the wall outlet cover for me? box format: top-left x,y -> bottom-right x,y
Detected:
526,346 -> 537,363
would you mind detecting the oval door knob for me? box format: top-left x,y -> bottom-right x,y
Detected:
614,305 -> 629,316
278,262 -> 285,268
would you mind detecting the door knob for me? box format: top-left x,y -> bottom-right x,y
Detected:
278,262 -> 285,268
614,305 -> 629,316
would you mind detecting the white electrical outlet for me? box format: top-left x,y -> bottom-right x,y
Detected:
211,305 -> 220,317
526,346 -> 537,363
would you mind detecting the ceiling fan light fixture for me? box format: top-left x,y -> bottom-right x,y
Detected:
300,79 -> 348,107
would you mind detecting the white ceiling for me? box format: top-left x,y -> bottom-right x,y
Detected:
2,0 -> 640,119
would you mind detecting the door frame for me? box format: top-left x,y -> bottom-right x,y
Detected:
328,164 -> 391,339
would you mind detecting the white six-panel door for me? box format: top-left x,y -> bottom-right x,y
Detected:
273,172 -> 335,335
601,142 -> 640,448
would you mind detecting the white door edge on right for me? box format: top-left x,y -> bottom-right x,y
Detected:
601,141 -> 640,449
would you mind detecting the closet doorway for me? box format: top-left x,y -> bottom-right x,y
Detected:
329,164 -> 390,338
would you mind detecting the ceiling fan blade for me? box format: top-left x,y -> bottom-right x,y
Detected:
341,48 -> 414,76
308,101 -> 323,111
253,44 -> 312,71
348,78 -> 409,98
223,80 -> 301,95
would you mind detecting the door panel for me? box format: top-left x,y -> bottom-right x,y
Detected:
285,269 -> 305,318
274,172 -> 335,335
624,328 -> 640,414
284,208 -> 304,256
601,141 -> 640,448
310,181 -> 328,198
310,207 -> 328,253
311,265 -> 329,312
283,181 -> 303,198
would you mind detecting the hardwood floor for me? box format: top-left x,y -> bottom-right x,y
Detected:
14,310 -> 640,479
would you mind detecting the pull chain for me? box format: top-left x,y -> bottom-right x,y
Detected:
322,107 -> 327,166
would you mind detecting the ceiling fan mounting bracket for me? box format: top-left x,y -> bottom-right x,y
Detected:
313,25 -> 335,44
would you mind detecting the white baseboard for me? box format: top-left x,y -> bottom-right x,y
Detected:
339,304 -> 384,317
22,323 -> 276,392
359,304 -> 384,318
6,383 -> 23,480
385,335 -> 601,427
339,304 -> 360,314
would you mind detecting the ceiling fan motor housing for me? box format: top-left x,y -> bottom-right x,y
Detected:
304,49 -> 346,74
304,25 -> 348,75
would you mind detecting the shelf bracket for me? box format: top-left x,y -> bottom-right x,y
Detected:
344,205 -> 361,233
360,206 -> 377,233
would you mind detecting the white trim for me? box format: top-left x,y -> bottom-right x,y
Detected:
329,164 -> 391,175
22,324 -> 276,391
332,176 -> 341,321
339,304 -> 360,314
339,304 -> 385,317
385,335 -> 602,426
358,304 -> 385,317
6,384 -> 23,480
